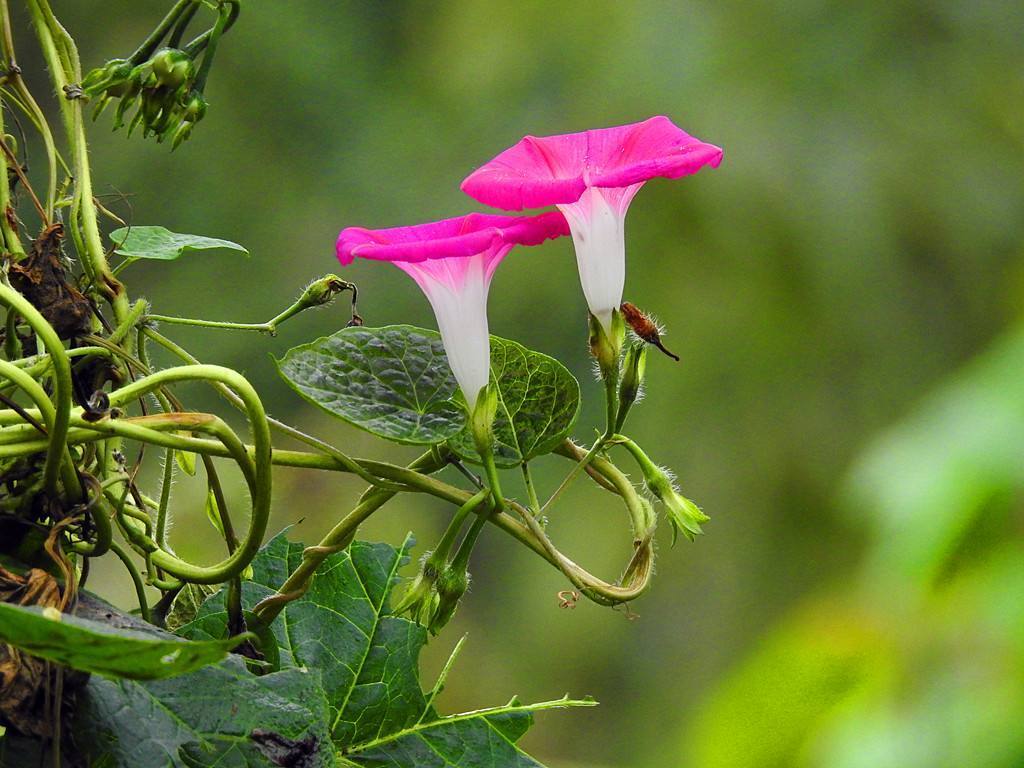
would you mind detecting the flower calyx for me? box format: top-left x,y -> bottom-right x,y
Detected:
589,308 -> 626,381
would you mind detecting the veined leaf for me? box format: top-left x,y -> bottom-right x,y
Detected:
447,336 -> 580,467
275,325 -> 464,445
178,533 -> 595,766
109,226 -> 248,261
0,602 -> 244,680
77,657 -> 335,767
276,326 -> 580,465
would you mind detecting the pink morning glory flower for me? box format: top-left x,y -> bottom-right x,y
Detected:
337,212 -> 568,410
461,116 -> 722,332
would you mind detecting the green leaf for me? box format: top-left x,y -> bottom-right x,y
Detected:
346,695 -> 595,768
175,439 -> 197,476
179,533 -> 427,741
0,601 -> 243,680
447,336 -> 581,467
205,486 -> 225,537
177,534 -> 595,766
164,583 -> 219,632
109,225 -> 248,261
276,326 -> 580,463
76,657 -> 336,768
274,325 -> 465,445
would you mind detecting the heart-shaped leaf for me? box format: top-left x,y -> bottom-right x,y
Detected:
109,226 -> 248,261
276,326 -> 580,465
447,336 -> 581,467
274,325 -> 465,445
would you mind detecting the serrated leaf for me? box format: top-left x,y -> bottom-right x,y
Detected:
76,656 -> 336,767
0,602 -> 243,680
275,325 -> 465,445
276,326 -> 580,464
179,533 -> 425,743
109,226 -> 248,261
346,696 -> 596,768
447,337 -> 580,467
164,583 -> 219,632
177,534 -> 595,766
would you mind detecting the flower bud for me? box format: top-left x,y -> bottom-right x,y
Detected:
170,120 -> 194,150
646,468 -> 709,544
151,48 -> 194,90
620,301 -> 680,361
81,58 -> 133,97
393,555 -> 441,627
615,343 -> 647,432
430,567 -> 469,634
181,91 -> 207,123
297,275 -> 353,309
621,438 -> 709,545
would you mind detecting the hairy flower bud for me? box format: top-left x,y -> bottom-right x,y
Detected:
620,438 -> 709,545
620,302 -> 679,361
393,555 -> 441,628
297,275 -> 353,309
646,469 -> 709,544
615,343 -> 647,432
431,567 -> 470,634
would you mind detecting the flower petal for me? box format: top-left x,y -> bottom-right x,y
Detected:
461,116 -> 723,211
336,211 -> 568,265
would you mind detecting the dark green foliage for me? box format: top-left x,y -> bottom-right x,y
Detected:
276,326 -> 580,466
0,601 -> 244,680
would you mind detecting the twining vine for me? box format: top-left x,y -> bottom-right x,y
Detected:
0,1 -> 719,765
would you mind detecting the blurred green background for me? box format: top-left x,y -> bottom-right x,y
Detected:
17,0 -> 1024,765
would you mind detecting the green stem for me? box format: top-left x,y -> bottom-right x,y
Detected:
541,436 -> 607,515
521,463 -> 541,514
105,364 -> 271,583
251,451 -> 443,628
26,0 -> 128,321
0,78 -> 24,257
192,0 -> 237,91
0,0 -> 57,221
126,0 -> 195,65
144,314 -> 276,333
107,299 -> 148,346
143,327 -> 395,489
481,448 -> 505,510
449,511 -> 487,573
156,445 -> 174,548
0,283 -> 78,499
603,370 -> 618,440
108,541 -> 151,622
430,487 -> 490,566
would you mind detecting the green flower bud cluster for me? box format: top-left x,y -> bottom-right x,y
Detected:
83,48 -> 205,149
393,552 -> 471,635
80,1 -> 239,149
